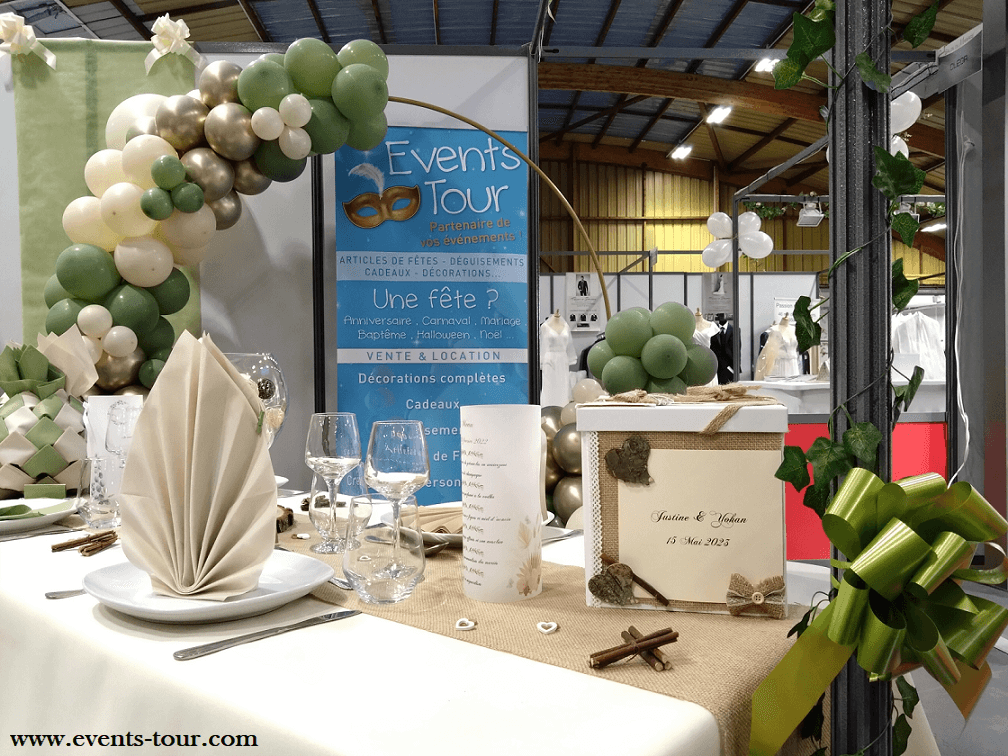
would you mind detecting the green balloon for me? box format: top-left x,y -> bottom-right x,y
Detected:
147,268 -> 190,314
171,182 -> 205,213
647,375 -> 687,395
104,284 -> 160,335
601,355 -> 649,395
151,347 -> 172,362
55,244 -> 121,302
284,38 -> 342,98
345,110 -> 387,151
138,317 -> 175,355
651,301 -> 695,343
331,63 -> 388,122
303,98 -> 350,154
258,52 -> 286,67
44,274 -> 72,308
45,298 -> 86,336
586,339 -> 615,380
640,334 -> 688,380
237,59 -> 294,112
337,39 -> 389,79
679,344 -> 719,386
141,187 -> 174,220
151,154 -> 187,190
139,359 -> 166,389
604,309 -> 653,357
254,139 -> 307,182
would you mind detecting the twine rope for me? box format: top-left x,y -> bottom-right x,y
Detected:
600,385 -> 782,434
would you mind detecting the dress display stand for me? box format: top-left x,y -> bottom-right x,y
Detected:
754,315 -> 801,380
540,311 -> 576,407
692,309 -> 720,387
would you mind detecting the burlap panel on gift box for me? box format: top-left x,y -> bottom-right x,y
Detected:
596,429 -> 784,614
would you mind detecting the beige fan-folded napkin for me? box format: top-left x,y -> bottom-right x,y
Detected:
416,506 -> 463,534
119,332 -> 277,600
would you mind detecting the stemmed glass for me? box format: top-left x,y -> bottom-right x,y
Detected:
364,420 -> 430,580
305,413 -> 361,554
104,399 -> 141,493
224,353 -> 287,449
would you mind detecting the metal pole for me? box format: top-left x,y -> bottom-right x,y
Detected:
310,154 -> 326,413
829,0 -> 893,753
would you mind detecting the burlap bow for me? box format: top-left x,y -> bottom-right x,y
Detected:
145,15 -> 204,73
0,13 -> 56,69
726,573 -> 786,619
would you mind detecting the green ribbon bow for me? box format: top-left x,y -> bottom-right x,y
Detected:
0,344 -> 66,399
750,469 -> 1008,756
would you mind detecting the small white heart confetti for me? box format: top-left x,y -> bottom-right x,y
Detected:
536,621 -> 558,635
455,618 -> 477,631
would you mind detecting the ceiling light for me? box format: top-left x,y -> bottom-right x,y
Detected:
922,222 -> 947,233
796,201 -> 825,228
707,106 -> 732,124
755,58 -> 779,73
668,145 -> 692,160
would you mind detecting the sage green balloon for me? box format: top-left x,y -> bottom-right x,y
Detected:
138,317 -> 175,355
139,359 -> 166,389
679,344 -> 719,386
604,308 -> 653,357
284,38 -> 342,98
258,52 -> 286,67
647,375 -> 687,395
651,301 -> 695,343
337,39 -> 389,79
141,187 -> 174,220
104,284 -> 160,335
151,347 -> 172,362
171,182 -> 205,213
345,110 -> 387,151
237,58 -> 294,112
147,268 -> 190,314
55,244 -> 121,302
303,98 -> 350,154
586,339 -> 615,380
44,274 -> 72,308
331,63 -> 388,122
151,154 -> 187,190
46,298 -> 86,335
600,355 -> 649,394
640,334 -> 688,379
253,139 -> 307,182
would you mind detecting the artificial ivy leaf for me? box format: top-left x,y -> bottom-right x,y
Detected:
799,693 -> 826,741
788,604 -> 815,638
774,57 -> 806,90
809,7 -> 829,22
803,480 -> 831,518
855,51 -> 892,92
791,11 -> 836,64
813,0 -> 835,10
903,365 -> 925,409
872,147 -> 926,201
893,713 -> 913,756
843,422 -> 883,468
806,436 -> 855,486
793,295 -> 823,352
892,212 -> 920,248
776,445 -> 811,492
810,750 -> 827,756
904,1 -> 939,48
896,675 -> 920,718
893,258 -> 920,311
892,390 -> 905,426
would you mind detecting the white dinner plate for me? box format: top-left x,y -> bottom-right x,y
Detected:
274,475 -> 289,488
82,550 -> 335,624
381,502 -> 554,547
0,498 -> 77,535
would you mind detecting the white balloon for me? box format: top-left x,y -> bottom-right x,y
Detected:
84,149 -> 128,198
100,182 -> 157,237
740,231 -> 774,259
187,89 -> 202,101
706,212 -> 733,239
572,377 -> 605,403
890,134 -> 909,158
891,91 -> 922,133
105,93 -> 168,150
278,126 -> 312,160
114,236 -> 174,287
83,336 -> 103,364
560,401 -> 578,427
76,304 -> 113,339
738,211 -> 762,235
121,134 -> 178,189
171,245 -> 210,267
62,196 -> 122,251
159,206 -> 216,249
102,325 -> 138,358
250,107 -> 284,141
702,239 -> 733,268
279,94 -> 312,128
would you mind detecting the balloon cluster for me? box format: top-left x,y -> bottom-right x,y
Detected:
702,210 -> 773,267
44,38 -> 390,393
587,302 -> 719,395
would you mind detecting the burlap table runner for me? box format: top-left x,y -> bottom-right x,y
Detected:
279,515 -> 825,756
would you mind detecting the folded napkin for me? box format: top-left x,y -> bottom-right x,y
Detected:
416,506 -> 463,534
119,332 -> 277,600
36,326 -> 98,398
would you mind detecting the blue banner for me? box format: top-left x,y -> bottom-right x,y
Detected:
335,126 -> 530,504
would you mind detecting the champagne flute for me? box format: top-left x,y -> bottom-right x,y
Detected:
305,413 -> 361,554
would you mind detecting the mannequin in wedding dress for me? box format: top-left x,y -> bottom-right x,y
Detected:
754,315 -> 801,380
540,311 -> 576,407
692,308 -> 718,348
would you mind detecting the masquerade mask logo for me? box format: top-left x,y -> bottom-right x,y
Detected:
343,185 -> 421,229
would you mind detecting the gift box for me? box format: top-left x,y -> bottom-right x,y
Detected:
578,398 -> 788,615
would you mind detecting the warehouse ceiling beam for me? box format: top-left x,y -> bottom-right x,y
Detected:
728,118 -> 798,171
235,0 -> 270,42
305,0 -> 330,42
108,0 -> 148,39
138,1 -> 236,24
369,0 -> 387,44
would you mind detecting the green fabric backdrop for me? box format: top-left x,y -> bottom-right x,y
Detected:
11,39 -> 200,344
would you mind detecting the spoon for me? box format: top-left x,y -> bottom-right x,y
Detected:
45,588 -> 86,599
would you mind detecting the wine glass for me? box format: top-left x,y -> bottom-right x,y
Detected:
307,464 -> 373,556
104,399 -> 141,494
224,353 -> 287,449
305,413 -> 361,554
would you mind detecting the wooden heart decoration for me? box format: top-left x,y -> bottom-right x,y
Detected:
588,562 -> 635,605
604,434 -> 652,485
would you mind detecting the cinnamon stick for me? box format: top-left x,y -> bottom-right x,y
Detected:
589,628 -> 679,669
601,553 -> 670,606
628,625 -> 672,669
79,533 -> 118,556
621,629 -> 664,671
51,530 -> 116,553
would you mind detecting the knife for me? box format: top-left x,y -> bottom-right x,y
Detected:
173,609 -> 361,661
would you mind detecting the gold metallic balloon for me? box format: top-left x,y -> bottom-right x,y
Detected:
231,157 -> 272,195
180,147 -> 235,202
545,451 -> 563,493
207,190 -> 242,230
156,94 -> 208,152
541,405 -> 563,441
198,60 -> 243,108
204,102 -> 259,161
553,476 -> 583,525
95,347 -> 145,392
125,115 -> 159,143
115,384 -> 149,398
551,423 -> 582,475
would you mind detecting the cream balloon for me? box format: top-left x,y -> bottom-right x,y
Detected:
250,107 -> 284,141
740,230 -> 774,259
891,91 -> 922,133
84,149 -> 128,198
207,190 -> 242,230
171,245 -> 210,268
278,126 -> 312,160
113,236 -> 174,287
124,115 -> 159,143
105,93 -> 167,151
198,60 -> 243,108
204,102 -> 259,161
180,148 -> 234,202
572,377 -> 605,403
159,206 -> 217,249
76,304 -> 113,339
121,134 -> 178,189
738,211 -> 761,235
890,134 -> 909,158
706,211 -> 733,239
62,196 -> 122,251
99,182 -> 157,237
102,325 -> 138,358
83,336 -> 103,365
560,401 -> 578,427
701,238 -> 733,268
231,158 -> 272,195
279,94 -> 312,128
